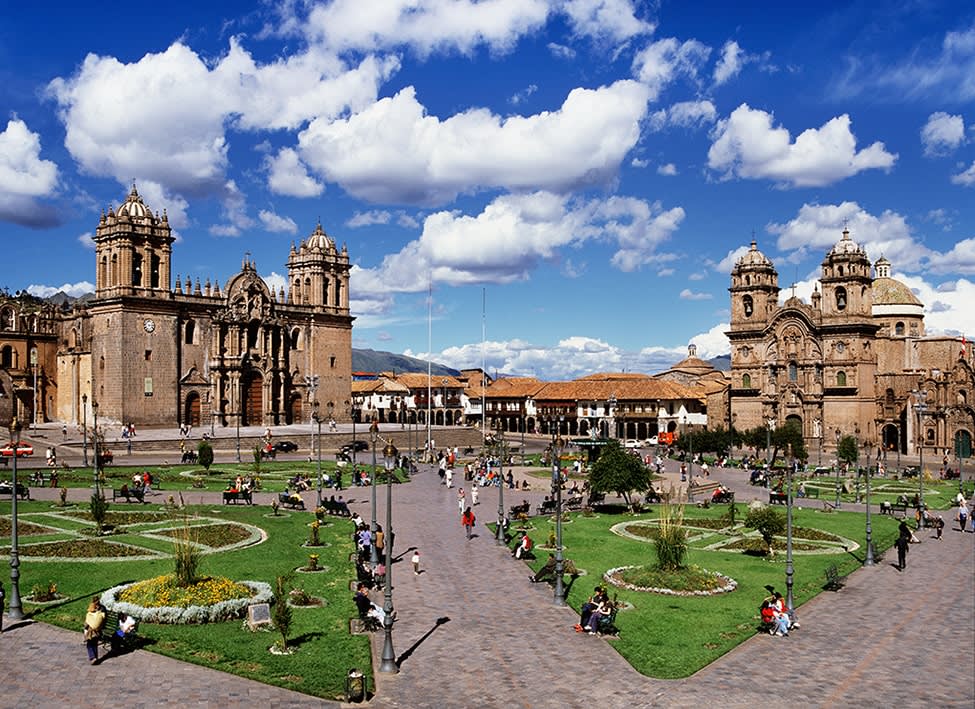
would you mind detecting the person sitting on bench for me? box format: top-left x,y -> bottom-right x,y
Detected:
110,612 -> 137,654
512,533 -> 533,559
584,590 -> 612,635
576,586 -> 604,632
353,583 -> 390,624
530,554 -> 558,583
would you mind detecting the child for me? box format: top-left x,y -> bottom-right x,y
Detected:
411,550 -> 421,575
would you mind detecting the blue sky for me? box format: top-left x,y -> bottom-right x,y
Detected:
2,0 -> 974,379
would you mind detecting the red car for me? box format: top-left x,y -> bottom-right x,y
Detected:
1,441 -> 34,457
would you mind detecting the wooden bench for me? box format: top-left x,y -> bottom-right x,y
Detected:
587,491 -> 605,507
222,490 -> 253,505
509,501 -> 530,517
688,481 -> 720,501
98,611 -> 138,651
0,481 -> 30,499
278,492 -> 305,510
889,501 -> 909,518
536,499 -> 558,516
565,495 -> 584,511
769,491 -> 788,505
322,498 -> 351,516
112,487 -> 146,503
824,564 -> 848,591
180,451 -> 198,464
798,487 -> 820,499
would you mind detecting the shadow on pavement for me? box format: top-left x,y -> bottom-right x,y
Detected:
395,616 -> 450,667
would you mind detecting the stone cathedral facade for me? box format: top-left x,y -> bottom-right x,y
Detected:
3,185 -> 355,429
727,229 -> 974,463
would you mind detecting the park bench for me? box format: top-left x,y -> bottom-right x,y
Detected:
769,491 -> 788,505
322,498 -> 351,516
98,611 -> 138,652
644,488 -> 663,504
536,499 -> 558,516
688,481 -> 720,501
278,492 -> 306,510
587,491 -> 605,507
0,481 -> 30,499
565,495 -> 584,511
811,467 -> 832,477
824,564 -> 849,591
180,451 -> 198,464
509,501 -> 530,517
222,489 -> 253,505
111,487 -> 146,503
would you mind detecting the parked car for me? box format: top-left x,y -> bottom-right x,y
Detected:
645,436 -> 658,446
273,440 -> 299,453
0,441 -> 33,457
341,440 -> 369,454
623,439 -> 642,449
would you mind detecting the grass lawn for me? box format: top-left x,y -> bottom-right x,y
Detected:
2,500 -> 372,701
506,503 -> 903,679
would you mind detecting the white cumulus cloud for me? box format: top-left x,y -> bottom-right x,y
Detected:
259,210 -> 298,234
921,112 -> 966,156
27,281 -> 94,298
708,103 -> 897,187
951,161 -> 975,186
0,119 -> 60,227
632,37 -> 711,101
648,100 -> 716,131
296,81 -> 650,205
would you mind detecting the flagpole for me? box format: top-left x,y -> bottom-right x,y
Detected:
427,277 -> 432,460
481,288 -> 486,447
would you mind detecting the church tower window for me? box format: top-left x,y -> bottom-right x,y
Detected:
185,319 -> 196,345
894,321 -> 904,336
742,373 -> 752,389
788,362 -> 798,381
743,295 -> 753,317
836,371 -> 847,386
835,287 -> 847,311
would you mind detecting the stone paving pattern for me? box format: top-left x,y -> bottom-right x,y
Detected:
2,444 -> 973,708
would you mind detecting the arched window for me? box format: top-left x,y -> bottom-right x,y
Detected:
894,321 -> 904,336
1,345 -> 13,368
835,287 -> 847,311
742,373 -> 752,389
184,319 -> 195,345
836,371 -> 847,387
290,328 -> 301,350
133,253 -> 143,286
745,275 -> 751,285
885,388 -> 895,404
0,308 -> 14,330
788,362 -> 798,381
743,295 -> 753,317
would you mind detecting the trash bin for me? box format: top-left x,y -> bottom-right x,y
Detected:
345,668 -> 365,703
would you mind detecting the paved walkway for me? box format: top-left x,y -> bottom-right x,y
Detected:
2,457 -> 973,708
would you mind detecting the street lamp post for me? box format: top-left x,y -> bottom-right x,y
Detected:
369,421 -> 379,566
82,393 -> 89,467
495,423 -> 506,546
92,400 -> 100,496
7,417 -> 24,620
865,441 -> 875,566
687,415 -> 694,479
608,394 -> 617,439
785,446 -> 795,612
30,347 -> 38,432
235,410 -> 241,463
553,433 -> 566,606
379,440 -> 399,673
911,389 -> 928,526
834,429 -> 842,509
313,401 -> 323,508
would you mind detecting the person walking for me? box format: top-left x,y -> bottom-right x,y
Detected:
895,521 -> 911,571
411,550 -> 421,575
461,507 -> 476,540
83,596 -> 107,664
457,488 -> 466,515
471,484 -> 478,506
957,500 -> 969,533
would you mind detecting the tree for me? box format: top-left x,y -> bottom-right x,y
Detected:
197,440 -> 214,471
588,439 -> 652,508
772,422 -> 807,464
744,505 -> 786,556
837,435 -> 859,468
273,575 -> 294,652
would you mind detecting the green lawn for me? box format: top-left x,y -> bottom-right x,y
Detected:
506,503 -> 902,679
2,501 -> 372,701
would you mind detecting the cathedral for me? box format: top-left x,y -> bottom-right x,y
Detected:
727,229 -> 974,463
1,186 -> 354,430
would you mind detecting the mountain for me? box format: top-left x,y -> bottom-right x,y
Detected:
352,348 -> 460,377
708,355 -> 731,372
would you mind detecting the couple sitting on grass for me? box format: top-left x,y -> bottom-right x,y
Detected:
574,586 -> 614,636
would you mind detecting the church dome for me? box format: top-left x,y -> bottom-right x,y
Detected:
872,277 -> 922,307
828,228 -> 865,257
116,184 -> 154,220
735,240 -> 773,269
304,223 -> 334,251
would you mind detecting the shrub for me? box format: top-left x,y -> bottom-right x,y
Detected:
171,512 -> 202,587
654,498 -> 687,571
273,575 -> 294,651
30,581 -> 59,602
744,504 -> 786,556
89,493 -> 108,532
197,441 -> 214,471
309,520 -> 321,546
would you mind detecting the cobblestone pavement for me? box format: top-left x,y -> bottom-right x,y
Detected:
2,455 -> 973,708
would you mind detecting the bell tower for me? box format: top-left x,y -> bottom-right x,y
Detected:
286,223 -> 351,312
93,185 -> 174,297
820,228 -> 872,320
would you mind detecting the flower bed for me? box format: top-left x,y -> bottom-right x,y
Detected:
153,523 -> 253,547
604,565 -> 737,596
102,578 -> 273,624
2,538 -> 151,559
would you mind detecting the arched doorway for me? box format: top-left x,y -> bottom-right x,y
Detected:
882,424 -> 900,453
289,394 -> 302,425
184,392 -> 201,427
956,429 -> 973,459
242,373 -> 263,425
